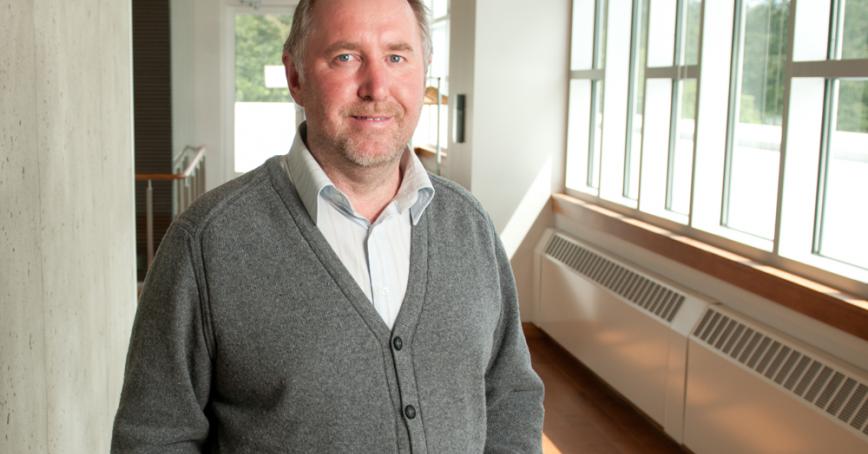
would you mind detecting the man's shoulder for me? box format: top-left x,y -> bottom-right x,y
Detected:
172,158 -> 283,237
427,173 -> 489,222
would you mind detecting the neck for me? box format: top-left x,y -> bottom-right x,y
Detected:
309,149 -> 404,223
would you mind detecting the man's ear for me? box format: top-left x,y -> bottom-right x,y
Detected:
283,52 -> 304,107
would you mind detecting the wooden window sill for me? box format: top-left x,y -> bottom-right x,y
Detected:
552,193 -> 868,341
413,145 -> 448,159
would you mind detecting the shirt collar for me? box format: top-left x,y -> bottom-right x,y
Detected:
282,122 -> 435,225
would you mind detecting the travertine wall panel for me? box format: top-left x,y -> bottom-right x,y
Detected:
0,0 -> 49,451
1,0 -> 136,452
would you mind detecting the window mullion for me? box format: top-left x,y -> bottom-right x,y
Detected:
666,0 -> 687,212
665,79 -> 681,211
721,0 -> 747,228
686,0 -> 706,228
828,0 -> 845,60
772,0 -> 802,256
812,79 -> 838,255
624,0 -> 644,199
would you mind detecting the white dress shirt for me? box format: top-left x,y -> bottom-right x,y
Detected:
281,124 -> 435,329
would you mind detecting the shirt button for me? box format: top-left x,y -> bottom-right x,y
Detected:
404,405 -> 416,419
392,336 -> 403,351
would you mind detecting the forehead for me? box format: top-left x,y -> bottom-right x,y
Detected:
307,0 -> 421,49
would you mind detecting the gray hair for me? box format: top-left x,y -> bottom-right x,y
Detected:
283,0 -> 432,77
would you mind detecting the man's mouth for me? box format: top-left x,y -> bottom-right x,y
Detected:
351,115 -> 391,122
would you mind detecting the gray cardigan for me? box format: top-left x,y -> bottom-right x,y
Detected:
111,157 -> 544,453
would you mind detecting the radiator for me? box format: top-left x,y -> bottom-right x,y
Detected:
685,306 -> 868,453
533,229 -> 711,442
533,229 -> 868,452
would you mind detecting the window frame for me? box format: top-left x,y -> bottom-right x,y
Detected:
563,0 -> 868,298
222,2 -> 299,180
565,0 -> 608,195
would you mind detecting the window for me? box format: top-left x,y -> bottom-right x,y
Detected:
639,0 -> 701,221
412,0 -> 450,174
565,0 -> 606,194
228,6 -> 297,175
565,0 -> 868,287
722,0 -> 789,241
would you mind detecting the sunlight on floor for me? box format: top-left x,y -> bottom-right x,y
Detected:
542,433 -> 563,454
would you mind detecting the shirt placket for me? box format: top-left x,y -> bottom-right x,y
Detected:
366,205 -> 398,328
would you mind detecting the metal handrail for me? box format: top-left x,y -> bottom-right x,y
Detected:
178,145 -> 206,177
136,145 -> 207,269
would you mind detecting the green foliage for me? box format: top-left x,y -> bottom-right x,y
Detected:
837,80 -> 868,133
839,1 -> 868,133
733,0 -> 867,132
739,94 -> 760,123
683,0 -> 702,65
235,14 -> 292,103
738,0 -> 789,126
681,80 -> 697,120
842,0 -> 868,59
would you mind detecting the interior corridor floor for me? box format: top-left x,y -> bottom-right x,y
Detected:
525,324 -> 685,454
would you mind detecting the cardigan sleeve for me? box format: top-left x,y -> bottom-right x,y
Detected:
483,233 -> 545,453
111,223 -> 213,453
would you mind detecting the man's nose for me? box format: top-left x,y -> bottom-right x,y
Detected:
357,59 -> 390,101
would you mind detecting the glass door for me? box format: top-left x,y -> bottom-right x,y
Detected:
227,7 -> 298,175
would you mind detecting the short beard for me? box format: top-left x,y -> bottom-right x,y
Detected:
334,128 -> 408,168
321,101 -> 411,168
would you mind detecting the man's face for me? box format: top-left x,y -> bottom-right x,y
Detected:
286,0 -> 427,169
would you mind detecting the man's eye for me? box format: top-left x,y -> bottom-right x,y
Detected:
388,55 -> 405,63
336,54 -> 353,63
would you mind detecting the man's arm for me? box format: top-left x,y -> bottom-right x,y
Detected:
111,223 -> 213,452
484,233 -> 545,453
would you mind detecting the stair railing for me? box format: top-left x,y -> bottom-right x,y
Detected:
135,145 -> 207,268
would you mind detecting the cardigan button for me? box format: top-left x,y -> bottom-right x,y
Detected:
404,405 -> 416,419
392,336 -> 403,351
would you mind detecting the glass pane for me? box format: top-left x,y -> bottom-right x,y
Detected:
647,0 -> 677,67
234,14 -> 296,173
430,21 -> 449,78
818,79 -> 868,269
639,78 -> 674,216
842,0 -> 868,59
626,0 -> 650,200
415,17 -> 448,152
724,0 -> 789,240
792,0 -> 831,61
596,0 -> 608,69
668,79 -> 696,215
589,80 -> 605,188
413,79 -> 448,148
682,0 -> 702,65
431,0 -> 448,18
566,80 -> 594,191
571,0 -> 598,70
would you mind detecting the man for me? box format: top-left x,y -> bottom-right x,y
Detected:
111,0 -> 544,451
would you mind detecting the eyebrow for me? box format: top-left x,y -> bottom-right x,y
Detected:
322,41 -> 416,55
386,43 -> 414,53
323,41 -> 361,55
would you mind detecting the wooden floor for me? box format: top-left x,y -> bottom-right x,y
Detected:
525,324 -> 685,454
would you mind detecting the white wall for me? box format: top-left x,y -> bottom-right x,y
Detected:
0,0 -> 137,452
444,0 -> 477,190
171,0 -> 197,162
447,0 -> 570,319
172,0 -> 226,189
469,0 -> 569,236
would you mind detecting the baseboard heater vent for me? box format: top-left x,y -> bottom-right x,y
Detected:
693,308 -> 868,437
545,234 -> 685,322
535,230 -> 712,442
